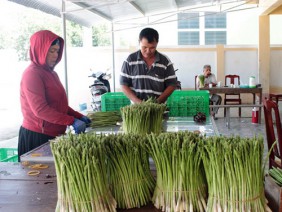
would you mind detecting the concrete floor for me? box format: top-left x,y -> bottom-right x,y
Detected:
214,107 -> 266,138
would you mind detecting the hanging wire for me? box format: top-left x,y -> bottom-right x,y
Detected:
106,0 -> 258,33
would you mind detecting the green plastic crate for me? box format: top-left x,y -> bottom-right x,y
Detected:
167,90 -> 210,117
0,148 -> 18,162
101,92 -> 131,112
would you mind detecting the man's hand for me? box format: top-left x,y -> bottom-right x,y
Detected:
121,85 -> 142,104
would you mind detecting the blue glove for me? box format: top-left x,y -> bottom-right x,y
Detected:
72,118 -> 86,134
80,115 -> 92,127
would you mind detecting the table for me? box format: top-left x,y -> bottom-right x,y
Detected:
0,117 -> 218,211
200,87 -> 263,123
0,163 -> 275,212
0,162 -> 57,212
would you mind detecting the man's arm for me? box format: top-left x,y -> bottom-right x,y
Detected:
121,85 -> 142,104
157,85 -> 176,103
211,74 -> 218,86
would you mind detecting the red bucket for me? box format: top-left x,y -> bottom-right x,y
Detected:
252,107 -> 259,124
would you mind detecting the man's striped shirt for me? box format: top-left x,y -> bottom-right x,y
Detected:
120,50 -> 177,100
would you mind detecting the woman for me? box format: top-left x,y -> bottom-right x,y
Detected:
18,30 -> 91,161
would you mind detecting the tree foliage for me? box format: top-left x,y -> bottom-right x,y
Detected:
1,1 -> 112,61
92,24 -> 111,47
12,12 -> 84,61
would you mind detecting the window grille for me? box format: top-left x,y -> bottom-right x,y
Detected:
178,12 -> 226,45
205,31 -> 226,44
178,32 -> 199,45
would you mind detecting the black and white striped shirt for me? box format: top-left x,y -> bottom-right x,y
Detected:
120,50 -> 177,100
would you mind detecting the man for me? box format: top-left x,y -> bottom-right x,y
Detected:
120,27 -> 177,103
196,65 -> 222,119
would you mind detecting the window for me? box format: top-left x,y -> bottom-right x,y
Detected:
205,31 -> 226,44
177,12 -> 226,45
177,13 -> 199,45
178,32 -> 199,45
178,13 -> 199,29
205,13 -> 226,28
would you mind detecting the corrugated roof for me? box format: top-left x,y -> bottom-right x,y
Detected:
9,0 -> 259,27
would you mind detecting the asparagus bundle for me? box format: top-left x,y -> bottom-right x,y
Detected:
198,75 -> 205,88
88,111 -> 122,128
269,167 -> 282,186
104,133 -> 155,209
121,100 -> 166,135
51,133 -> 117,212
146,131 -> 208,212
200,136 -> 267,212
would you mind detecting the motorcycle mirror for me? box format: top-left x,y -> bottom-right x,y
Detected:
88,73 -> 96,78
103,74 -> 111,80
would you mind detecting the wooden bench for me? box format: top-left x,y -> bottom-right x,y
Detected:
209,104 -> 263,129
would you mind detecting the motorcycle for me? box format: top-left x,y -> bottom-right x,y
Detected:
88,71 -> 111,111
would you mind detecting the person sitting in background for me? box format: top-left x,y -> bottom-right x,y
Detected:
196,64 -> 222,119
120,27 -> 177,103
18,30 -> 91,161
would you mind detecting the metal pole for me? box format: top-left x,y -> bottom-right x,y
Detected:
111,23 -> 116,92
61,0 -> 69,98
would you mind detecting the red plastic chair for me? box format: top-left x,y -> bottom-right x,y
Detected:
263,97 -> 282,169
269,93 -> 282,104
224,75 -> 242,117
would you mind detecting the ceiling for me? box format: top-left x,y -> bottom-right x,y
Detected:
8,0 -> 261,28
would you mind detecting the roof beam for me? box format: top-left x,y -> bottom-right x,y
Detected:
8,0 -> 92,27
259,0 -> 282,15
128,1 -> 145,16
73,2 -> 112,21
270,4 -> 282,14
169,0 -> 178,8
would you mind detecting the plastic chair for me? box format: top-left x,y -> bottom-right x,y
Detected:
194,75 -> 198,90
263,97 -> 282,169
269,93 -> 282,104
224,75 -> 242,117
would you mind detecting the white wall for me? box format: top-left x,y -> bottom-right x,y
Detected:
270,15 -> 282,45
270,49 -> 282,89
1,46 -> 282,113
63,45 -> 282,110
227,9 -> 259,45
163,50 -> 217,88
224,50 -> 258,85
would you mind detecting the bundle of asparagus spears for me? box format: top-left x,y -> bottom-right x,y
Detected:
87,111 -> 122,128
146,131 -> 208,212
51,133 -> 117,212
121,99 -> 166,135
51,131 -> 268,212
200,136 -> 267,212
104,133 -> 156,209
